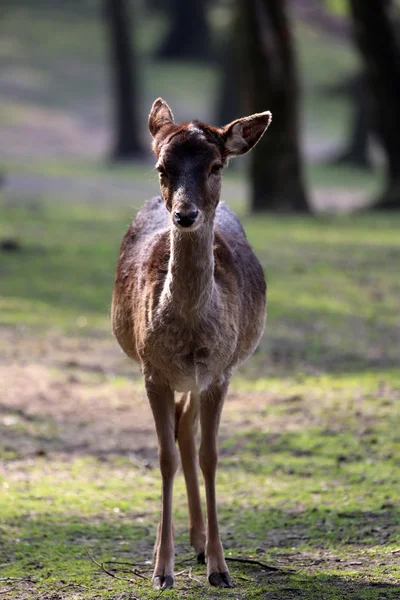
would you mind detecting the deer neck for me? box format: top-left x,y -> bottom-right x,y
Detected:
163,221 -> 215,318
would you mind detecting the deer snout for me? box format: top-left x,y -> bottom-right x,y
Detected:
173,209 -> 199,229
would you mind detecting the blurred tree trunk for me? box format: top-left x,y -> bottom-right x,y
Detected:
331,73 -> 372,169
156,0 -> 212,61
237,0 -> 310,212
349,0 -> 400,208
104,0 -> 142,160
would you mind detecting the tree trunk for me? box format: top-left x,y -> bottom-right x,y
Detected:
349,0 -> 400,208
104,0 -> 142,160
156,0 -> 212,61
331,73 -> 372,169
237,0 -> 310,212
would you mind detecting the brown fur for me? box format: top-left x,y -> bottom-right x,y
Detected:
111,99 -> 271,589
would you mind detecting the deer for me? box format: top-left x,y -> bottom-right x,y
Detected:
111,98 -> 271,589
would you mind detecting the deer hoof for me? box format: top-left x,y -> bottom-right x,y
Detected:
152,574 -> 174,589
196,551 -> 205,564
208,571 -> 233,588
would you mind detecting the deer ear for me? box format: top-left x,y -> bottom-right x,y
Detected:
222,111 -> 272,157
148,98 -> 175,137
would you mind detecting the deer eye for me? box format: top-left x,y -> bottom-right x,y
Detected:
210,164 -> 223,175
157,166 -> 167,178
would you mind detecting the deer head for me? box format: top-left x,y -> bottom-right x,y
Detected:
148,98 -> 272,232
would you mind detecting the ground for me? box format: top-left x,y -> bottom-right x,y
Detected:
1,200 -> 399,599
1,3 -> 400,599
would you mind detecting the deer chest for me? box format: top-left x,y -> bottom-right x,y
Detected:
140,311 -> 238,393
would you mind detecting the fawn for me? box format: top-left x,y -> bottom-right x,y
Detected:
111,98 -> 271,589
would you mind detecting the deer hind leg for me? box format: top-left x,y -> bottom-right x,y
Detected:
199,378 -> 233,588
176,393 -> 206,562
145,376 -> 178,590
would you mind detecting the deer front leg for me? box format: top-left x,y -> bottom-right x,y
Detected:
199,378 -> 233,588
176,393 -> 206,561
145,376 -> 178,589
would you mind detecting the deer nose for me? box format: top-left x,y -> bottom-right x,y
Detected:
173,210 -> 198,228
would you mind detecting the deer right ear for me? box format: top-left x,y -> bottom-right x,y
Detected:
148,98 -> 175,137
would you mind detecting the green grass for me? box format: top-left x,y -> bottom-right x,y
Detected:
0,193 -> 399,599
0,373 -> 399,599
0,201 -> 122,330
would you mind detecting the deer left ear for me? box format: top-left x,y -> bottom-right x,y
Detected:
221,111 -> 272,157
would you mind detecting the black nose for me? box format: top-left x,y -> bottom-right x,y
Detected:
174,210 -> 198,228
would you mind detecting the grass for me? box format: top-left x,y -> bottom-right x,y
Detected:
1,372 -> 399,599
1,194 -> 398,370
0,191 -> 399,599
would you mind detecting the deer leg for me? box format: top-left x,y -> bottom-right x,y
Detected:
199,379 -> 233,588
176,393 -> 206,562
145,377 -> 178,590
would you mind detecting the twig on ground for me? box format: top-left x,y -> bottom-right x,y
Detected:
225,557 -> 282,571
103,560 -> 148,568
0,589 -> 11,595
85,548 -> 134,582
85,548 -> 150,587
188,566 -> 206,586
104,567 -> 134,574
178,554 -> 285,573
130,569 -> 149,580
174,569 -> 187,577
103,560 -> 150,579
